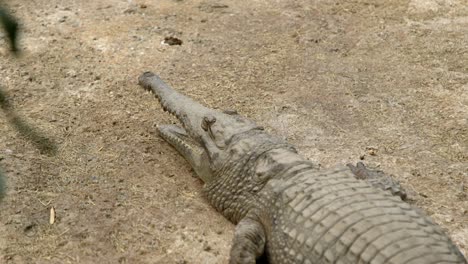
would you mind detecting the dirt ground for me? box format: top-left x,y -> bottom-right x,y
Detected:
0,0 -> 467,263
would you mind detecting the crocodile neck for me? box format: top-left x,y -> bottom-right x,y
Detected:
203,133 -> 317,223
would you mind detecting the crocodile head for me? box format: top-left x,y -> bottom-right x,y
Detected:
138,72 -> 263,183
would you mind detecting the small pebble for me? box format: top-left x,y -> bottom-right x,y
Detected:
366,146 -> 378,156
163,36 -> 183,46
203,243 -> 211,251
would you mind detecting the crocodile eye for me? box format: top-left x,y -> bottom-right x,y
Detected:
201,116 -> 216,131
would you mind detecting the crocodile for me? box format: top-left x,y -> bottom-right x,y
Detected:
137,71 -> 467,264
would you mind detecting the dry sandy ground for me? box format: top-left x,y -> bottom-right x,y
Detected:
0,0 -> 467,263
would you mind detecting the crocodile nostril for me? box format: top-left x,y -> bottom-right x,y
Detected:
201,116 -> 216,131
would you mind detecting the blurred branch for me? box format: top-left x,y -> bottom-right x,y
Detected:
0,169 -> 5,201
0,89 -> 58,155
0,4 -> 56,155
0,4 -> 22,201
0,5 -> 20,54
0,5 -> 56,203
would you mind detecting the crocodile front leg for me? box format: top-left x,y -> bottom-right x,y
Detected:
229,214 -> 266,264
347,162 -> 407,200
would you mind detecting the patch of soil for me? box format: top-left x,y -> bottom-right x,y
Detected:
0,0 -> 466,262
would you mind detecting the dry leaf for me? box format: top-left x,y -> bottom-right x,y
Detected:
49,207 -> 56,225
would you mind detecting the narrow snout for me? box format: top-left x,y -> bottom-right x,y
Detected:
138,72 -> 215,136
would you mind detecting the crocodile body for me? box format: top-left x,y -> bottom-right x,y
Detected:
137,72 -> 466,264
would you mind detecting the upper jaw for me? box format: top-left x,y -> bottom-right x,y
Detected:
138,71 -> 217,142
138,71 -> 263,165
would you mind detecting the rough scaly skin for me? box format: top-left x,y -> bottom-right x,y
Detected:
137,72 -> 467,264
347,162 -> 407,201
